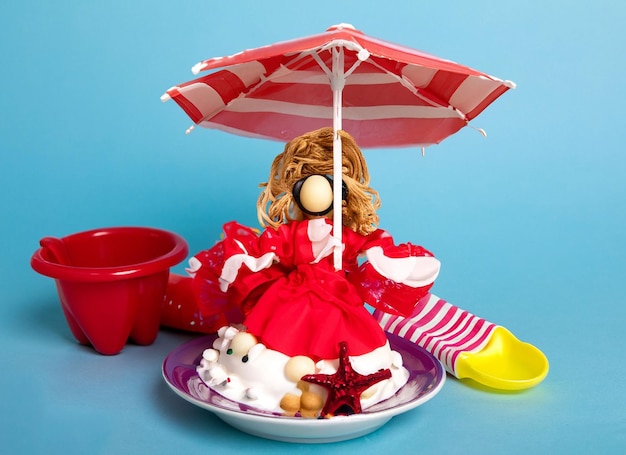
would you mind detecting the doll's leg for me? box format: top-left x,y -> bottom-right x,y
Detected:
374,293 -> 548,390
374,294 -> 497,375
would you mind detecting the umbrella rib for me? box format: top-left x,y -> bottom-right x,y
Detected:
311,51 -> 333,80
189,48 -> 330,130
365,57 -> 467,120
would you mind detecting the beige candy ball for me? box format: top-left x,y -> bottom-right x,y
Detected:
279,393 -> 301,415
229,332 -> 257,356
300,391 -> 324,412
361,384 -> 378,400
284,356 -> 316,382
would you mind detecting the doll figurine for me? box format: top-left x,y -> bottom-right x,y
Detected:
161,127 -> 440,361
162,127 -> 548,394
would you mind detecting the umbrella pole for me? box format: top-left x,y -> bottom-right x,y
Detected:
331,46 -> 345,271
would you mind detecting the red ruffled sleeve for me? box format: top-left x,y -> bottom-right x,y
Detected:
190,222 -> 290,318
345,229 -> 440,317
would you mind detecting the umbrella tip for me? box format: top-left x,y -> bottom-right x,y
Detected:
468,125 -> 488,138
327,23 -> 356,31
191,62 -> 205,75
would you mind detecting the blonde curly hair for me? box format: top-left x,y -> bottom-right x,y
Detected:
257,127 -> 381,235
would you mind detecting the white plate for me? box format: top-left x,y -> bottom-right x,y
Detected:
162,333 -> 445,443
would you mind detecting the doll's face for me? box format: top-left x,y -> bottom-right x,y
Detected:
292,175 -> 348,218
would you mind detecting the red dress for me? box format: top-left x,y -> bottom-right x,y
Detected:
188,218 -> 439,360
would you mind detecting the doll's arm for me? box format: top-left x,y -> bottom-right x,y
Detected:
212,222 -> 289,315
198,221 -> 281,292
350,232 -> 440,316
364,244 -> 440,288
219,240 -> 277,292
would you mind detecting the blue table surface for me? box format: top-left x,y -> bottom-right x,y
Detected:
1,2 -> 625,454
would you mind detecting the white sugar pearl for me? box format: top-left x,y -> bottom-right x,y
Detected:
223,326 -> 239,339
202,348 -> 219,363
209,365 -> 228,385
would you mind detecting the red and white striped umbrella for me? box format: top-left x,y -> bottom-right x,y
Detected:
162,24 -> 514,269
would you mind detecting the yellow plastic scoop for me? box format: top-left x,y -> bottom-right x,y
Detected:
455,326 -> 549,390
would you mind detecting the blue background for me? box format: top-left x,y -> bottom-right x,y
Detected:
2,1 -> 625,453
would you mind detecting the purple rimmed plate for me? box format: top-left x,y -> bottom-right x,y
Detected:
162,332 -> 445,443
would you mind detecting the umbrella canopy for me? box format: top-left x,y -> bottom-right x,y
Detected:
162,24 -> 514,269
162,23 -> 514,148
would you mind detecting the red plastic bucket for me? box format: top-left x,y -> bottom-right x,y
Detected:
31,226 -> 188,355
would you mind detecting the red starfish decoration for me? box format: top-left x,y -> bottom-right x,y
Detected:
301,341 -> 392,417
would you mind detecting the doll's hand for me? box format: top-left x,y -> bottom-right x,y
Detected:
365,246 -> 440,287
382,243 -> 435,259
